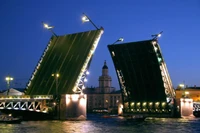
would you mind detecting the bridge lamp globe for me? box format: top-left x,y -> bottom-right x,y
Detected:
112,37 -> 124,45
82,85 -> 85,89
5,76 -> 14,86
157,33 -> 161,38
86,71 -> 90,75
185,91 -> 189,95
43,23 -> 49,29
179,84 -> 184,88
56,73 -> 60,78
118,37 -> 124,42
84,78 -> 88,82
82,15 -> 89,22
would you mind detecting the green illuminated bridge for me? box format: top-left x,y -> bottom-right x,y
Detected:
0,28 -> 104,117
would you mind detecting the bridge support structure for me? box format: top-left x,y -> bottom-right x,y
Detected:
59,94 -> 87,120
179,98 -> 193,117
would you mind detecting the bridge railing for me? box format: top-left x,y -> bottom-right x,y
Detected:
0,95 -> 54,113
0,95 -> 53,100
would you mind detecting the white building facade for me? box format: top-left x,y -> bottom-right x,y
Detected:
84,61 -> 122,113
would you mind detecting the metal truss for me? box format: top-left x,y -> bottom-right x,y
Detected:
117,69 -> 128,103
75,69 -> 89,93
0,95 -> 53,113
73,28 -> 104,93
193,102 -> 200,111
0,101 -> 49,113
151,40 -> 176,99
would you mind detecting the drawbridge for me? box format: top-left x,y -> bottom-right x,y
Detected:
0,28 -> 104,118
108,39 -> 177,117
25,28 -> 104,95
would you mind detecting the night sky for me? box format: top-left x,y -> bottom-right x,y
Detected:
0,0 -> 200,90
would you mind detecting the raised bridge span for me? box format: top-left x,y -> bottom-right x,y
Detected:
107,39 -> 179,118
0,28 -> 104,119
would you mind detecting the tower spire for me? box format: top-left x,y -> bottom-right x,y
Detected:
102,60 -> 108,70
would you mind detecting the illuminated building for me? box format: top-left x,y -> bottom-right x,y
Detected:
84,61 -> 122,113
175,86 -> 200,101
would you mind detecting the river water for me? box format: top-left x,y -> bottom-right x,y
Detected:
0,114 -> 200,133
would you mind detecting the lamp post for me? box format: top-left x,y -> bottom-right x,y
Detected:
52,73 -> 59,95
52,73 -> 60,119
42,22 -> 57,37
151,31 -> 163,40
5,76 -> 14,95
112,37 -> 124,45
82,13 -> 99,30
179,83 -> 185,98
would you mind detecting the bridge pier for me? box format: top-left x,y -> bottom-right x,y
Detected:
59,94 -> 87,120
179,98 -> 193,117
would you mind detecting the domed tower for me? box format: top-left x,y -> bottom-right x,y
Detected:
98,60 -> 112,93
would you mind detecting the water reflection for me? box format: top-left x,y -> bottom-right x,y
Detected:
0,115 -> 200,133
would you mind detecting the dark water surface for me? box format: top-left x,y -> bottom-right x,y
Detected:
0,115 -> 200,133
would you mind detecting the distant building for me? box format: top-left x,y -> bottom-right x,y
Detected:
84,61 -> 122,113
175,86 -> 200,102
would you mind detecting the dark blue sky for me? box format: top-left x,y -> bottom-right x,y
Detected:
0,0 -> 200,90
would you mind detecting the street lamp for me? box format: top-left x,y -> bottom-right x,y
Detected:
151,31 -> 163,40
179,83 -> 185,98
42,21 -> 57,37
185,91 -> 190,98
5,76 -> 14,95
112,37 -> 124,45
82,13 -> 99,30
52,73 -> 59,95
5,76 -> 13,89
52,73 -> 60,119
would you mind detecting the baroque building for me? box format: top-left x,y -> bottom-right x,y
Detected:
84,61 -> 122,113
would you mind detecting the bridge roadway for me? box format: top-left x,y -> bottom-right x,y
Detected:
0,95 -> 54,113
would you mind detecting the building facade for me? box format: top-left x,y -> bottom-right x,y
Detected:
84,61 -> 122,113
175,86 -> 200,102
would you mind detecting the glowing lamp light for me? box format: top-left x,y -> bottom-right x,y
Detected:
42,21 -> 57,37
82,15 -> 89,22
5,77 -> 13,81
185,91 -> 189,95
42,22 -> 54,29
143,102 -> 147,106
179,84 -> 184,88
118,37 -> 124,42
156,102 -> 159,105
52,73 -> 59,77
152,31 -> 163,39
112,37 -> 124,45
82,85 -> 85,89
86,71 -> 90,75
82,13 -> 99,30
44,23 -> 49,28
84,78 -> 88,82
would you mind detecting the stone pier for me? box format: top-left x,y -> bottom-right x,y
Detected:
180,98 -> 193,117
59,94 -> 87,120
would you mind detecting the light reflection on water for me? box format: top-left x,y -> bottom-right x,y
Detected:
0,115 -> 200,133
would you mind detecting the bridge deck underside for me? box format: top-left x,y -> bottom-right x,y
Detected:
26,30 -> 101,95
108,40 -> 167,102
